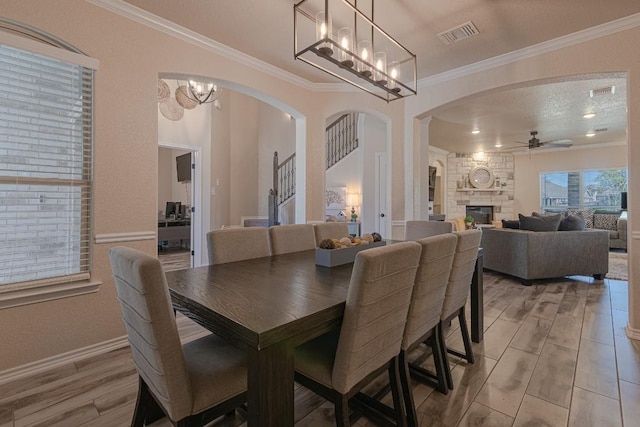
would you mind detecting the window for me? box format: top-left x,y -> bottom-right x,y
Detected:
0,23 -> 96,290
540,168 -> 627,212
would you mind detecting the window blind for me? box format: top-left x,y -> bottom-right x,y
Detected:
0,43 -> 93,286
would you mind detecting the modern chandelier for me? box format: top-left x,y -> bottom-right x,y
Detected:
176,80 -> 219,109
294,0 -> 417,102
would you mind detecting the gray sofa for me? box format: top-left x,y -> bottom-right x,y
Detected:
481,228 -> 609,285
593,211 -> 627,250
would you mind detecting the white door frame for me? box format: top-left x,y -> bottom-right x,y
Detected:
375,151 -> 390,238
158,143 -> 203,267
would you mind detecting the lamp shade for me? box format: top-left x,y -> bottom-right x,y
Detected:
347,193 -> 360,207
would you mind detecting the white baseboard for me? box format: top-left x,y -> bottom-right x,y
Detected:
0,336 -> 129,386
625,325 -> 640,341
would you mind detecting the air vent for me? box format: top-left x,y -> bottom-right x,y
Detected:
437,21 -> 479,45
589,86 -> 616,97
595,128 -> 608,133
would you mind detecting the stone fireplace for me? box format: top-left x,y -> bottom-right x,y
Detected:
447,152 -> 515,221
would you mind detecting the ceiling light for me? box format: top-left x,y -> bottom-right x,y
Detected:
586,131 -> 596,137
494,143 -> 502,148
176,80 -> 220,107
294,0 -> 417,102
471,129 -> 480,134
583,113 -> 595,119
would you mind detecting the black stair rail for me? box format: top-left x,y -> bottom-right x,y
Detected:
268,151 -> 296,226
326,112 -> 359,169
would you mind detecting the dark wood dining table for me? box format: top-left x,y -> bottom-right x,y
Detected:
166,247 -> 484,427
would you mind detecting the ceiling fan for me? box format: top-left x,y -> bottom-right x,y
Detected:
507,131 -> 573,150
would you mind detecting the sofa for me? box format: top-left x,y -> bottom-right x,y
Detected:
593,211 -> 627,250
481,228 -> 609,285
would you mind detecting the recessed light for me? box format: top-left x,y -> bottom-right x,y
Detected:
586,131 -> 596,137
494,143 -> 502,148
471,129 -> 480,134
583,113 -> 595,119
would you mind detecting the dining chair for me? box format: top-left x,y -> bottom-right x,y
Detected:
294,241 -> 422,427
438,229 -> 482,389
399,233 -> 458,425
206,227 -> 271,265
268,223 -> 316,255
404,220 -> 453,240
313,222 -> 350,243
108,247 -> 247,427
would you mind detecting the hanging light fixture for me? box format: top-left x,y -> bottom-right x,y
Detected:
294,0 -> 417,102
175,79 -> 220,108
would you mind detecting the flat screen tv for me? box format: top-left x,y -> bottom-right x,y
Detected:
176,153 -> 191,182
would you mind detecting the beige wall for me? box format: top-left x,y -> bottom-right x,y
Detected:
1,0 -> 639,373
514,144 -> 628,216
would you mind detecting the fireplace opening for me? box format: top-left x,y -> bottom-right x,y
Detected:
466,206 -> 493,224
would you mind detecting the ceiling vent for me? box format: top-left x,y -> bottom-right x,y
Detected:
589,86 -> 616,97
437,21 -> 479,45
595,128 -> 608,133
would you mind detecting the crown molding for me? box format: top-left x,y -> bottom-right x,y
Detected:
86,0 -> 316,91
418,12 -> 640,89
428,145 -> 450,156
87,1 -> 640,94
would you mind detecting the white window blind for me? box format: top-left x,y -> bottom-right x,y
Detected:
0,43 -> 93,286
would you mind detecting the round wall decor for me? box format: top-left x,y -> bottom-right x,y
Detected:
469,166 -> 494,189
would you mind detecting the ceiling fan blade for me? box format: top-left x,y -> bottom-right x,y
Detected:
543,142 -> 573,148
541,138 -> 572,145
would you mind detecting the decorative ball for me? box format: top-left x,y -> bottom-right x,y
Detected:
353,237 -> 362,245
371,232 -> 382,242
339,237 -> 352,247
362,233 -> 374,244
318,238 -> 336,249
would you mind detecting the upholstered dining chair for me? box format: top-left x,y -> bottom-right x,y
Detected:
313,222 -> 350,243
404,220 -> 453,241
294,241 -> 422,427
399,233 -> 458,426
108,247 -> 247,427
438,229 -> 482,389
268,223 -> 316,255
206,227 -> 271,265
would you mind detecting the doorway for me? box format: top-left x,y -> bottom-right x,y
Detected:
157,145 -> 200,270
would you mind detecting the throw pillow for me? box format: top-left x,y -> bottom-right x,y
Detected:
502,219 -> 520,229
453,216 -> 466,232
566,208 -> 595,228
518,213 -> 562,231
593,213 -> 619,231
559,214 -> 586,231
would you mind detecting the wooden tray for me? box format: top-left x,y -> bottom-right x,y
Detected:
315,240 -> 386,267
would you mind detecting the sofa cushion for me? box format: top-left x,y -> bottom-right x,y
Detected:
502,219 -> 520,229
559,214 -> 586,231
519,213 -> 562,231
593,213 -> 619,231
566,208 -> 595,228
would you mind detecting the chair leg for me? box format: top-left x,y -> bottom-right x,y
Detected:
399,350 -> 419,427
431,324 -> 449,394
335,395 -> 350,427
437,322 -> 454,390
132,377 -> 165,427
388,357 -> 408,427
458,308 -> 475,364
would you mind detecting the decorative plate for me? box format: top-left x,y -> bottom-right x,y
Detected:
469,166 -> 494,189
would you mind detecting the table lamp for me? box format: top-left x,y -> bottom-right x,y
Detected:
347,193 -> 360,221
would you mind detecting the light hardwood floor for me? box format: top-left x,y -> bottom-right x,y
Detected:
0,271 -> 638,427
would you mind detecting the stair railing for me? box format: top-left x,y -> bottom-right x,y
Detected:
269,151 -> 296,226
326,112 -> 358,169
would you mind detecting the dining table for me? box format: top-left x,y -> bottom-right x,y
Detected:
166,246 -> 484,427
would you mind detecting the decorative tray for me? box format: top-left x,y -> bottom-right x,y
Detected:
315,240 -> 386,267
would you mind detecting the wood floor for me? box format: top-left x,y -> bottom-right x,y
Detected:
0,271 -> 638,427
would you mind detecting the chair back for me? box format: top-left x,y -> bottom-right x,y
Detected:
269,224 -> 316,255
108,247 -> 192,421
332,241 -> 422,393
313,222 -> 350,243
441,229 -> 482,320
206,227 -> 271,265
402,233 -> 458,350
405,220 -> 453,240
